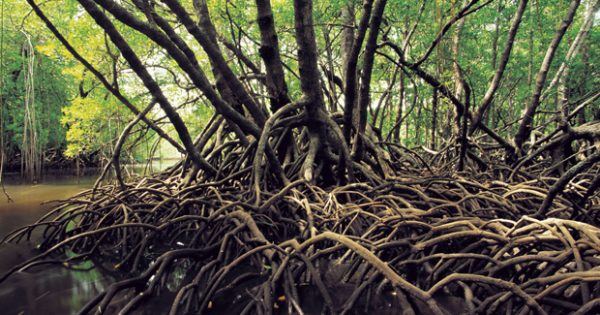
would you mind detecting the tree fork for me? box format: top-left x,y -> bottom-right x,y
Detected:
294,0 -> 352,183
160,0 -> 267,126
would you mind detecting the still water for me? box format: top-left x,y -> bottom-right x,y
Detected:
0,165 -> 174,315
0,171 -> 96,233
0,166 -> 423,314
0,170 -> 104,314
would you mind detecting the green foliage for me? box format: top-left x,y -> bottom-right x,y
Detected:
2,0 -> 598,167
0,28 -> 72,159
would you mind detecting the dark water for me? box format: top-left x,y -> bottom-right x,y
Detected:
0,162 -> 176,233
0,165 -> 179,315
0,170 -> 107,315
0,164 -> 416,314
0,171 -> 96,234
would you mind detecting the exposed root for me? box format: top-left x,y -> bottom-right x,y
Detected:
2,163 -> 600,314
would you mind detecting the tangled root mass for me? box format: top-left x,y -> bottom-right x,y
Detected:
2,147 -> 600,315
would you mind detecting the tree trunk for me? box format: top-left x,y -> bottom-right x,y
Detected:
431,87 -> 438,150
451,11 -> 466,137
470,0 -> 528,135
340,2 -> 355,83
544,0 -> 599,102
354,0 -> 388,160
293,0 -> 350,182
78,0 -> 217,176
255,0 -> 291,112
393,71 -> 405,143
514,0 -> 581,152
343,0 -> 374,143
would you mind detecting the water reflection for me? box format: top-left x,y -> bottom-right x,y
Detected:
0,251 -> 112,315
0,162 -> 176,234
0,244 -> 172,315
0,163 -> 176,314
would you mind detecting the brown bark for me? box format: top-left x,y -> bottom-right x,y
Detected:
431,86 -> 438,150
101,0 -> 266,140
193,0 -> 240,109
93,0 -> 262,139
160,0 -> 267,126
457,83 -> 470,171
340,2 -> 355,83
536,149 -> 600,216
